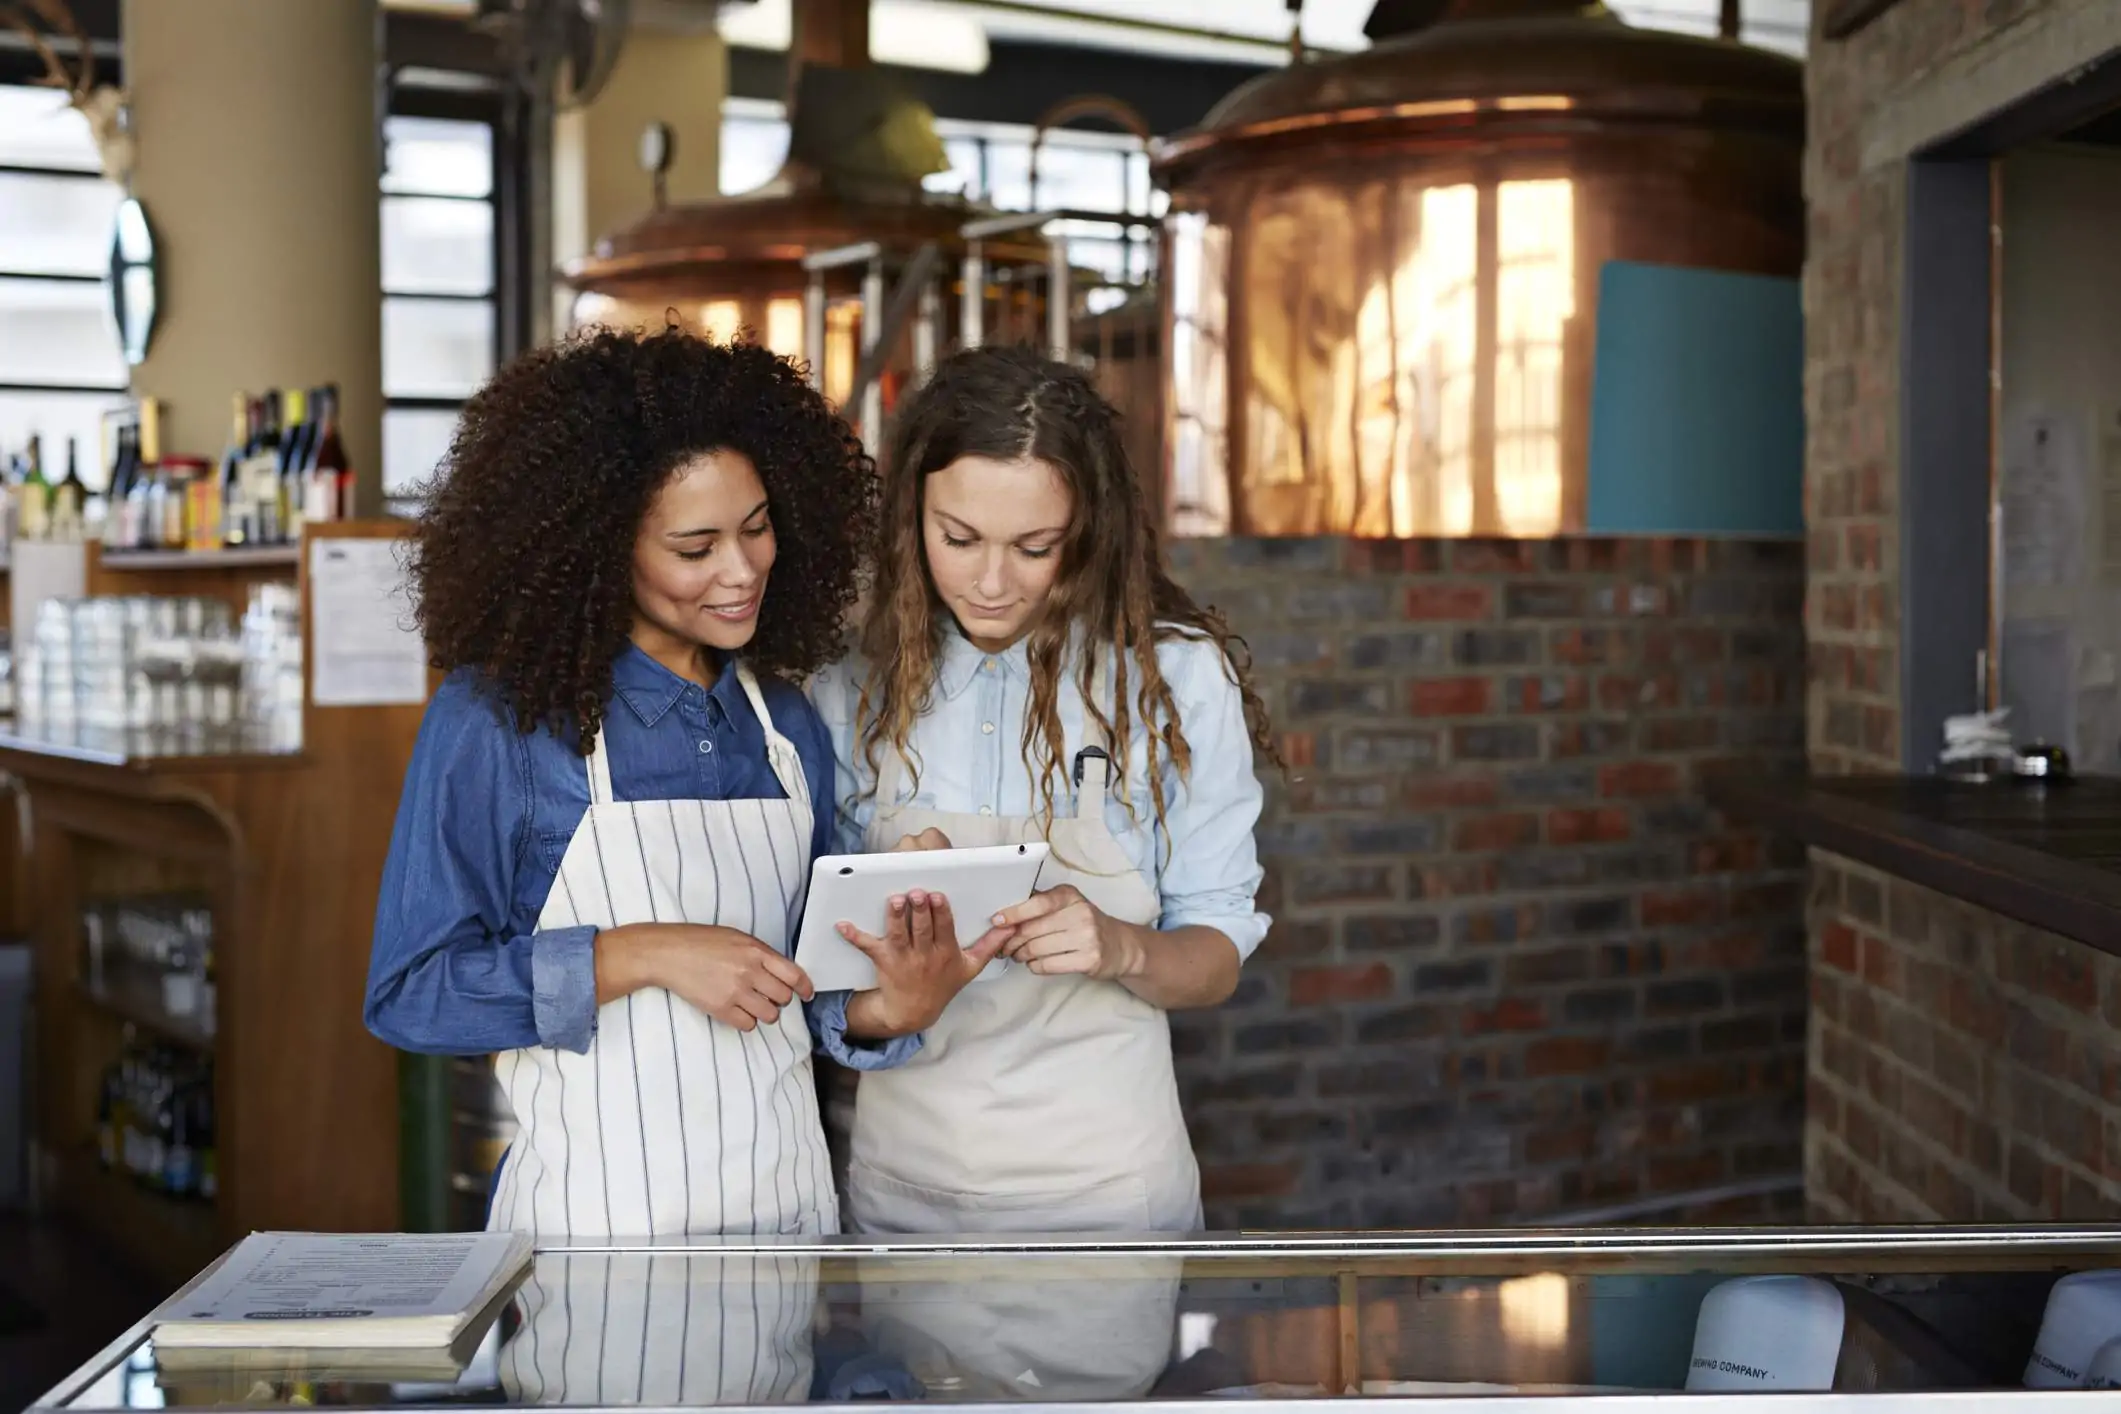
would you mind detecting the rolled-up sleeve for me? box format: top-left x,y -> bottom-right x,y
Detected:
805,991 -> 924,1071
1155,638 -> 1271,961
365,675 -> 599,1056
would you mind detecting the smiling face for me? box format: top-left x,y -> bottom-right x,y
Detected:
631,448 -> 776,680
922,453 -> 1074,653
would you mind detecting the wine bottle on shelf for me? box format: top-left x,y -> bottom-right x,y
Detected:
246,391 -> 283,546
308,384 -> 351,524
16,433 -> 49,543
275,388 -> 308,544
50,436 -> 87,541
220,396 -> 252,549
104,422 -> 139,549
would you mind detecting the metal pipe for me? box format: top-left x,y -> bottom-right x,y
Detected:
802,240 -> 884,272
1046,232 -> 1070,361
803,270 -> 827,392
1986,156 -> 2005,713
860,252 -> 886,441
962,240 -> 985,349
1718,0 -> 1741,40
926,0 -> 1356,58
914,275 -> 940,378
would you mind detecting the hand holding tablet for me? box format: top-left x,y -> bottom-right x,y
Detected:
793,841 -> 1052,994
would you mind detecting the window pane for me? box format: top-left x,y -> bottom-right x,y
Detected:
1033,142 -> 1128,214
382,195 -> 494,296
0,172 -> 122,276
0,86 -> 100,171
0,389 -> 130,493
923,136 -> 982,197
383,405 -> 461,496
720,115 -> 789,196
0,276 -> 125,388
384,297 -> 494,399
983,140 -> 1032,212
381,116 -> 493,198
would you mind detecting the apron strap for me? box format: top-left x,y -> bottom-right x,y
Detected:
585,726 -> 616,807
735,662 -> 810,804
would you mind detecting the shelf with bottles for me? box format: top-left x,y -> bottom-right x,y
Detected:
80,892 -> 217,1049
3,384 -> 357,566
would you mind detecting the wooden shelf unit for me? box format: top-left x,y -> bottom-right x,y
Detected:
9,521 -> 432,1273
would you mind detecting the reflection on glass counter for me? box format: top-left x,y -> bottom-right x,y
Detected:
31,1229 -> 2121,1410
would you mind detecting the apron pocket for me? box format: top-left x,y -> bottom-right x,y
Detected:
846,1160 -> 1153,1236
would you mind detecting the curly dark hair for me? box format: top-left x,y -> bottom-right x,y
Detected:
406,325 -> 878,752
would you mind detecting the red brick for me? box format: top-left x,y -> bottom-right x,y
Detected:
1346,540 -> 1444,574
1289,964 -> 1394,1007
1552,628 -> 1622,665
1649,1151 -> 1727,1191
1453,812 -> 1540,851
1527,1037 -> 1613,1077
1547,807 -> 1632,846
1820,921 -> 1859,973
1860,933 -> 1902,994
1600,673 -> 1682,711
1525,1124 -> 1596,1165
1410,677 -> 1494,716
1201,1162 -> 1300,1200
1405,776 -> 1501,809
1280,732 -> 1318,769
1599,761 -> 1682,797
1643,889 -> 1724,927
1691,836 -> 1765,873
1405,583 -> 1495,621
1846,523 -> 1883,572
1452,539 -> 1539,574
1465,998 -> 1548,1033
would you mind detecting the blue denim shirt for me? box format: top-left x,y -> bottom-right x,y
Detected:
364,645 -> 915,1071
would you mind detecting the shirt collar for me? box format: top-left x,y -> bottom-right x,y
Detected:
937,619 -> 1029,701
612,643 -> 743,726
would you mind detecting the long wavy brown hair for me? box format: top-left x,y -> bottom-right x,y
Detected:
855,345 -> 1279,838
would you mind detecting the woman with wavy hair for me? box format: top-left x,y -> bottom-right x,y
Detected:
813,345 -> 1278,1247
364,327 -> 986,1257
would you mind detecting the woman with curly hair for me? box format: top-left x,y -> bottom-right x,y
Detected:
364,328 -> 988,1259
811,345 -> 1276,1243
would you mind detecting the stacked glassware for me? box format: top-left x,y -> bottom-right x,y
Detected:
241,583 -> 303,751
14,596 -> 262,748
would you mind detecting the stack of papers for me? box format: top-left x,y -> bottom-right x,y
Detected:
152,1231 -> 532,1355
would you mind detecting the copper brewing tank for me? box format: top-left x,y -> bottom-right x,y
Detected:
1151,0 -> 1804,538
561,1 -> 1045,415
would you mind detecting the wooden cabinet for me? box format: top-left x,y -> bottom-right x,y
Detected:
6,523 -> 432,1284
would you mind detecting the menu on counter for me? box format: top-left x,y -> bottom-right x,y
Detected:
152,1231 -> 533,1351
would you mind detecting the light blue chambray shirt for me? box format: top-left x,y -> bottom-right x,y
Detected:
808,624 -> 1271,959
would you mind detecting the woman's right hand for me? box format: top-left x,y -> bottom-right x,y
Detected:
890,827 -> 953,852
596,923 -> 814,1032
838,891 -> 1010,1038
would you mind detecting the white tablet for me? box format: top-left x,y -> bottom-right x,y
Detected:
793,842 -> 1051,994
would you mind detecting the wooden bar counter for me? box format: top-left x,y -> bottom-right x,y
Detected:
1705,771 -> 2121,960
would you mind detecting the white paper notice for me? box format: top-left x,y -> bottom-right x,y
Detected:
310,537 -> 426,707
2002,410 -> 2087,590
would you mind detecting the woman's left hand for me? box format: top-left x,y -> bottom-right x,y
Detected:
991,885 -> 1147,980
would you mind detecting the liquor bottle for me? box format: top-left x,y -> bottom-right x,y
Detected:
246,391 -> 283,545
50,436 -> 86,541
126,403 -> 161,552
103,423 -> 138,549
308,384 -> 351,524
275,388 -> 308,543
16,434 -> 49,543
220,395 -> 251,549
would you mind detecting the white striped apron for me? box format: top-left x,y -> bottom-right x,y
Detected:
488,663 -> 833,1402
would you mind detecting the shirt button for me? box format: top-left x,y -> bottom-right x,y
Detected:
698,740 -> 714,754
982,658 -> 996,672
981,721 -> 996,735
978,806 -> 994,817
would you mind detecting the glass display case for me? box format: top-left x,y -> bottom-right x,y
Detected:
28,1227 -> 2121,1411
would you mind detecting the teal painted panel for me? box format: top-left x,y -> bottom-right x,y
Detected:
1585,261 -> 1804,537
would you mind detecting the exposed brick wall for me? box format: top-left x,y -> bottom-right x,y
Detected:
1808,852 -> 2121,1221
1803,0 -> 2121,1223
1165,536 -> 1809,1229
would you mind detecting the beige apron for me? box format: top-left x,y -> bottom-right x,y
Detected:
842,713 -> 1194,1398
